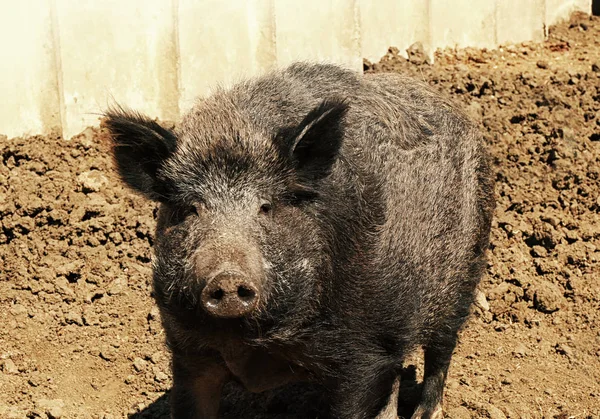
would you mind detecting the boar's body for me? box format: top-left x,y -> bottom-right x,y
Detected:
106,62 -> 494,419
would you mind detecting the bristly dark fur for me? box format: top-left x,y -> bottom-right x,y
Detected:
105,62 -> 495,419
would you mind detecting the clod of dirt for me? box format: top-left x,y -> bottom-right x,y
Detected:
77,170 -> 108,193
406,42 -> 430,65
133,357 -> 147,372
533,281 -> 565,313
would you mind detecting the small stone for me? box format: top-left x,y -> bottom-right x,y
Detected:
147,306 -> 160,321
531,245 -> 548,258
501,377 -> 513,385
474,289 -> 490,311
556,343 -> 574,359
55,260 -> 84,278
2,359 -> 18,374
513,343 -> 527,358
494,323 -> 508,332
73,126 -> 96,148
9,304 -> 28,318
447,378 -> 460,390
149,352 -> 162,365
485,404 -> 507,419
36,399 -> 64,419
465,101 -> 483,122
133,357 -> 147,372
77,170 -> 108,192
109,232 -> 123,245
107,276 -> 127,296
64,311 -> 83,326
28,374 -> 42,387
487,282 -> 510,301
55,278 -> 76,298
455,63 -> 470,73
406,42 -> 430,65
536,60 -> 549,69
592,63 -> 600,73
446,406 -> 471,419
155,371 -> 168,382
82,310 -> 99,326
99,346 -> 117,362
125,375 -> 135,384
565,230 -> 579,242
0,405 -> 27,419
541,215 -> 560,228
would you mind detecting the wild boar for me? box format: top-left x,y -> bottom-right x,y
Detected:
105,62 -> 495,419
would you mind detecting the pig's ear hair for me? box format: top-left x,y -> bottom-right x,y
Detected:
103,106 -> 176,201
284,98 -> 349,181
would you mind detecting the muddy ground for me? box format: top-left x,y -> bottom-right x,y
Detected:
1,12 -> 599,419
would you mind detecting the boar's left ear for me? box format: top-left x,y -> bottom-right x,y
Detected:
286,98 -> 349,181
103,107 -> 177,201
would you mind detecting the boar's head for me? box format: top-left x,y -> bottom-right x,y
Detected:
104,98 -> 348,338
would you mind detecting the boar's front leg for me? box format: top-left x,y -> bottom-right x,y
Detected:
375,377 -> 400,419
170,351 -> 231,419
410,335 -> 457,419
331,363 -> 399,419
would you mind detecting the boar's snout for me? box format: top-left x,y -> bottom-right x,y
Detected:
200,271 -> 260,318
194,234 -> 264,318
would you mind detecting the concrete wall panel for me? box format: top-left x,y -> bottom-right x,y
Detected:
360,0 -> 430,61
497,0 -> 546,45
0,0 -> 593,139
430,0 -> 497,50
275,0 -> 362,71
179,0 -> 277,112
0,1 -> 61,138
56,0 -> 177,138
247,0 -> 278,74
546,0 -> 591,25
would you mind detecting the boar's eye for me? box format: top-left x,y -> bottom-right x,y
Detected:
188,205 -> 200,217
259,201 -> 272,215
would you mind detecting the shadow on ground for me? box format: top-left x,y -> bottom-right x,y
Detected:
131,365 -> 421,419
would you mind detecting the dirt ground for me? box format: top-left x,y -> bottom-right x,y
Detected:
1,12 -> 599,419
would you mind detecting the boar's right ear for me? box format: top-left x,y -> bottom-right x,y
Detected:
103,107 -> 177,201
284,98 -> 349,181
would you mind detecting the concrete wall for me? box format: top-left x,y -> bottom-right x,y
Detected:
0,0 -> 591,139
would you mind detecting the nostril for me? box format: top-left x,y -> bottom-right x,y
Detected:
210,289 -> 224,301
237,285 -> 256,302
201,273 -> 260,318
